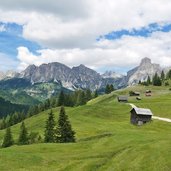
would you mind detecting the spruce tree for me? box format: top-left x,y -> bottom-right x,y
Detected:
109,84 -> 114,92
147,76 -> 151,85
105,84 -> 111,94
94,90 -> 98,98
76,91 -> 86,106
58,90 -> 65,106
18,122 -> 29,145
161,70 -> 165,81
167,70 -> 171,79
44,110 -> 55,143
85,89 -> 92,102
153,73 -> 162,86
2,127 -> 14,148
56,106 -> 75,143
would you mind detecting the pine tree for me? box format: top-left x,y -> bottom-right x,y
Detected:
0,118 -> 6,130
109,84 -> 114,92
147,76 -> 151,85
161,70 -> 165,81
44,110 -> 55,143
153,73 -> 162,86
105,84 -> 111,94
18,122 -> 29,145
94,90 -> 98,98
56,106 -> 75,143
2,127 -> 14,148
167,70 -> 171,79
58,90 -> 65,106
85,89 -> 92,102
76,91 -> 86,106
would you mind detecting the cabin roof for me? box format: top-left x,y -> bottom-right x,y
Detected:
118,96 -> 128,100
131,107 -> 153,116
134,91 -> 140,94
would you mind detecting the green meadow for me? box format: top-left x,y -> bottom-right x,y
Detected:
0,85 -> 171,171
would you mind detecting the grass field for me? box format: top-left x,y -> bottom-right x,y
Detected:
0,85 -> 171,171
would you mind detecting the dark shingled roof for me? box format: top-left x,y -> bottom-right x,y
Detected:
131,107 -> 153,116
118,96 -> 128,100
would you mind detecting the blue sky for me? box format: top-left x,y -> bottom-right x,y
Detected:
97,23 -> 171,41
0,22 -> 40,59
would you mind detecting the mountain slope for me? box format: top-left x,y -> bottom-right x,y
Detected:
0,85 -> 171,171
0,97 -> 28,118
20,62 -> 106,90
126,57 -> 162,85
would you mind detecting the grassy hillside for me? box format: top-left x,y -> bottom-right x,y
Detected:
117,85 -> 171,118
0,85 -> 171,171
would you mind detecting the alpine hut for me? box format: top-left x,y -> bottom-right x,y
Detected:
117,96 -> 128,102
130,107 -> 153,125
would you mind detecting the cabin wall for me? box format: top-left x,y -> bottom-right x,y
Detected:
130,110 -> 152,125
130,111 -> 137,124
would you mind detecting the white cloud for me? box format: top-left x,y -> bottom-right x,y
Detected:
1,0 -> 171,48
1,0 -> 171,72
17,31 -> 171,73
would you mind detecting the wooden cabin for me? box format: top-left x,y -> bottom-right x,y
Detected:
145,90 -> 152,96
129,91 -> 140,96
117,96 -> 128,102
133,92 -> 140,96
130,107 -> 153,125
136,97 -> 141,100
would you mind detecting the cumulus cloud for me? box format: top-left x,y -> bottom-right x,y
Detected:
1,0 -> 171,72
1,0 -> 171,48
17,31 -> 171,73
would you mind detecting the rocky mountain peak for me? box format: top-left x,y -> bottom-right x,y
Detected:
127,57 -> 161,85
140,57 -> 151,66
102,71 -> 124,79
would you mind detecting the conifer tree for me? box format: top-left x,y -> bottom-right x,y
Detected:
76,91 -> 86,106
153,73 -> 162,86
0,118 -> 6,130
147,76 -> 151,85
105,84 -> 111,94
2,127 -> 14,148
56,106 -> 75,143
44,110 -> 55,143
109,84 -> 114,92
85,89 -> 92,101
58,90 -> 65,106
161,70 -> 165,81
94,90 -> 98,98
18,122 -> 29,145
167,70 -> 171,79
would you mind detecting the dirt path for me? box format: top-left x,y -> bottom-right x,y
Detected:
128,103 -> 171,123
152,116 -> 171,123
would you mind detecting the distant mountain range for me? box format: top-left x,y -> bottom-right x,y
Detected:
0,57 -> 169,104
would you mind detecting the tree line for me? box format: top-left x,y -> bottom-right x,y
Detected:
139,69 -> 171,86
1,106 -> 75,148
0,89 -> 98,130
105,84 -> 115,94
